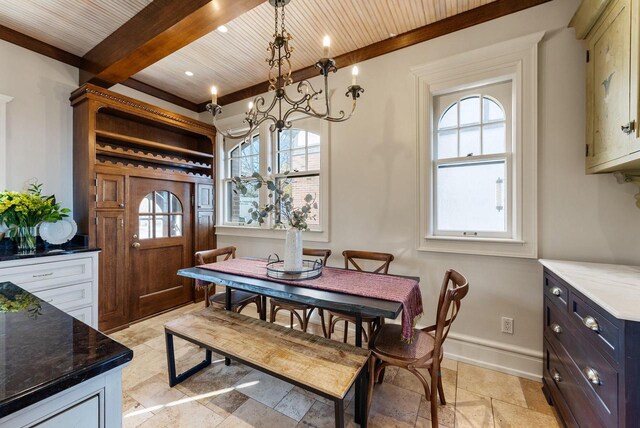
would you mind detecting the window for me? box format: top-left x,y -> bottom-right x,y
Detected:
138,191 -> 183,239
414,32 -> 541,258
433,82 -> 512,238
217,116 -> 328,240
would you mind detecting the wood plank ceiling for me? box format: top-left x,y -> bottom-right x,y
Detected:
134,0 -> 498,103
0,0 -> 552,111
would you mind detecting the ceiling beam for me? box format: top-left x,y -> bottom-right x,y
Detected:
0,25 -> 200,112
81,0 -> 264,87
202,0 -> 552,111
0,24 -> 83,68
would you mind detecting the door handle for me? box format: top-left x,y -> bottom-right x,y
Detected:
131,242 -> 141,249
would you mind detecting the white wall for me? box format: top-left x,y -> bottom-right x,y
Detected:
0,40 -> 198,212
0,39 -> 77,206
205,0 -> 640,378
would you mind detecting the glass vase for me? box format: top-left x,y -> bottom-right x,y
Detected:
15,226 -> 37,253
284,228 -> 303,272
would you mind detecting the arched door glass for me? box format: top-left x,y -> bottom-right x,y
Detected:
139,191 -> 183,239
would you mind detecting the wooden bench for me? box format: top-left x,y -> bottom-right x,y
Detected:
164,307 -> 370,427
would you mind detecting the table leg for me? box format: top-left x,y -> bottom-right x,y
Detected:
260,295 -> 267,321
359,359 -> 369,428
225,287 -> 231,366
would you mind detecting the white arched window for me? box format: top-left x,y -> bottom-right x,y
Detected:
138,191 -> 183,239
432,80 -> 512,238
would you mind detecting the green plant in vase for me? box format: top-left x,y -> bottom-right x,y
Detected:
232,169 -> 317,271
0,183 -> 71,253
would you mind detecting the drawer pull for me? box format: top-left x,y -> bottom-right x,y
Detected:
551,287 -> 562,296
584,367 -> 601,385
551,323 -> 563,334
32,272 -> 54,278
583,316 -> 600,332
552,370 -> 562,383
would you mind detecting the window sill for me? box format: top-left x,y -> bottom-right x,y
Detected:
418,235 -> 536,259
216,225 -> 329,243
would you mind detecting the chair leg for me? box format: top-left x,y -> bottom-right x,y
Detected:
409,368 -> 432,400
318,309 -> 329,338
343,320 -> 348,343
204,285 -> 210,308
269,302 -> 276,323
290,311 -> 294,328
368,355 -> 376,410
327,313 -> 334,339
437,373 -> 446,405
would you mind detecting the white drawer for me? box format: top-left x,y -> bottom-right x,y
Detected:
0,258 -> 93,292
67,306 -> 93,326
34,282 -> 93,312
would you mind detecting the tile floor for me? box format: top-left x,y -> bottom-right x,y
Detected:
110,301 -> 560,428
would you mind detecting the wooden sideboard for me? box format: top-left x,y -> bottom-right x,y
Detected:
541,260 -> 640,427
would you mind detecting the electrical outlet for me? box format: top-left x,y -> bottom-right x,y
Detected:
501,317 -> 514,334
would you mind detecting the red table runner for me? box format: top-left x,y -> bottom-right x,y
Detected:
196,258 -> 423,342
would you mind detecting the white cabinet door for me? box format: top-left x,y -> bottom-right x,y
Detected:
36,395 -> 100,428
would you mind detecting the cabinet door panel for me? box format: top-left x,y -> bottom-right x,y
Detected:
197,183 -> 214,210
587,0 -> 632,168
96,211 -> 128,330
96,174 -> 125,209
196,211 -> 215,251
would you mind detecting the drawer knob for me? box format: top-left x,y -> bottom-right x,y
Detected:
583,316 -> 600,332
551,287 -> 562,296
552,370 -> 562,383
551,323 -> 562,334
584,367 -> 601,385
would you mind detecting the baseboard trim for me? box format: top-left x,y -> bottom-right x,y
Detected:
444,332 -> 543,381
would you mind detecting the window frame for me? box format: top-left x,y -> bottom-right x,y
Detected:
413,32 -> 542,258
0,94 -> 13,192
432,85 -> 513,239
215,114 -> 330,242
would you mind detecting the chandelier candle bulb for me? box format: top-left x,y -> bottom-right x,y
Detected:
322,35 -> 331,57
351,66 -> 359,85
210,86 -> 218,105
248,101 -> 254,110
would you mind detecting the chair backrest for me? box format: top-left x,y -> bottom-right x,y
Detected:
303,248 -> 332,266
424,269 -> 469,365
342,250 -> 394,274
195,246 -> 236,265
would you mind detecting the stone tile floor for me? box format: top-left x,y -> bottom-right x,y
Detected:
110,301 -> 560,428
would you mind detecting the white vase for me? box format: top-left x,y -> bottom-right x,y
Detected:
284,228 -> 303,272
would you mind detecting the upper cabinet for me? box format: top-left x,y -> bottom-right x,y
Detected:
571,0 -> 640,173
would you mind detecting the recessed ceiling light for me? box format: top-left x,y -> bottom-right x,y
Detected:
389,32 -> 397,38
184,71 -> 194,77
217,25 -> 228,33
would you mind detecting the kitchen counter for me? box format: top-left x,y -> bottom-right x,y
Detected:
0,281 -> 132,418
539,259 -> 640,322
0,239 -> 99,263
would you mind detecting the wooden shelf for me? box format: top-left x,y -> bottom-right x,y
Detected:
95,130 -> 213,159
96,144 -> 212,171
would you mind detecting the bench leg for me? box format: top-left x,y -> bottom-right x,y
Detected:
354,358 -> 369,427
334,399 -> 344,428
165,331 -> 212,387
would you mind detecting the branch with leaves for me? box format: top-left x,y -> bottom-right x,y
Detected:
232,168 -> 317,231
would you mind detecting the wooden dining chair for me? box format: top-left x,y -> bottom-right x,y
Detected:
368,269 -> 469,428
194,247 -> 262,315
326,250 -> 395,343
269,248 -> 331,334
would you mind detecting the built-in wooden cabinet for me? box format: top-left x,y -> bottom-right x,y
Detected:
71,84 -> 216,331
572,0 -> 640,173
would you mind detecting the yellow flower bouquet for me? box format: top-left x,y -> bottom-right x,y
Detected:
0,183 -> 70,252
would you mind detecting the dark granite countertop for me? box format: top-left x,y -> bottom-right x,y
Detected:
0,282 -> 132,417
0,235 -> 99,262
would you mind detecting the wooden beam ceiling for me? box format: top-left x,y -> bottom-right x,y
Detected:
80,0 -> 264,87
206,0 -> 552,111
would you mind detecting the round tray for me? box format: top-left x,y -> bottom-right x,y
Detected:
266,255 -> 323,280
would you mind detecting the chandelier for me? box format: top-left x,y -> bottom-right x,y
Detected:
206,0 -> 364,139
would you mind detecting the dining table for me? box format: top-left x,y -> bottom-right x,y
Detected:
177,260 -> 420,425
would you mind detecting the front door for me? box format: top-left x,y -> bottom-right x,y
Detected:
128,177 -> 193,320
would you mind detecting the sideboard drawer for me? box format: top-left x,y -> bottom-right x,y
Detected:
544,273 -> 569,310
570,292 -> 620,362
0,258 -> 93,291
33,282 -> 93,312
544,338 -> 604,428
